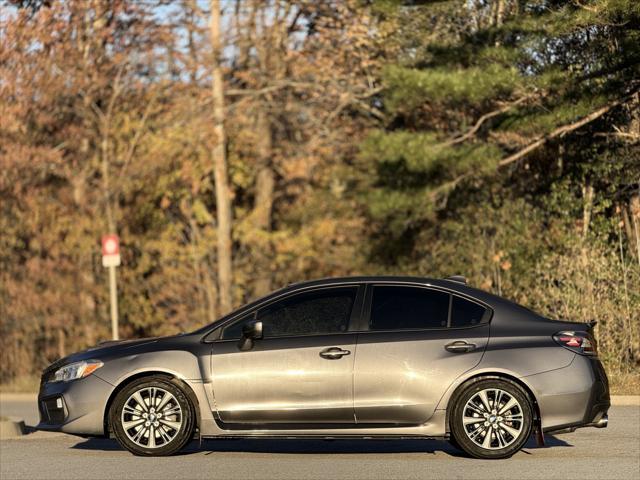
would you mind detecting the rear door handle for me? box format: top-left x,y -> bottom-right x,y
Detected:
445,341 -> 476,353
320,347 -> 351,359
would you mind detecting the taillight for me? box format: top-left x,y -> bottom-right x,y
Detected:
553,331 -> 597,356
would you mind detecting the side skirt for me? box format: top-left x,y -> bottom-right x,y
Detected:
198,409 -> 448,438
200,433 -> 445,440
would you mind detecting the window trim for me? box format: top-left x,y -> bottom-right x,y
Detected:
209,284 -> 365,342
360,283 -> 493,333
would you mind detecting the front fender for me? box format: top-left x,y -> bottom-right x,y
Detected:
95,350 -> 205,386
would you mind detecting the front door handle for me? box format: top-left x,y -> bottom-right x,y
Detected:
445,341 -> 476,353
320,347 -> 351,359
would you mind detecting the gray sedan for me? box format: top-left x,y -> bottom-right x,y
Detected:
37,276 -> 610,459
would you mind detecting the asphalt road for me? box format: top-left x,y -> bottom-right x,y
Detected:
1,396 -> 638,480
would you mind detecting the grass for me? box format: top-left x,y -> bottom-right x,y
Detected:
0,376 -> 39,394
608,372 -> 640,395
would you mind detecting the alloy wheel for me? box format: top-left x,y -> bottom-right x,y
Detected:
120,386 -> 183,448
461,388 -> 524,450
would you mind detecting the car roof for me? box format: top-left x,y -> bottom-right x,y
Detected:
285,275 -> 473,295
192,275 -> 543,336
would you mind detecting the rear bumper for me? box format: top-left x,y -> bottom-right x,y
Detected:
523,354 -> 610,433
36,374 -> 114,436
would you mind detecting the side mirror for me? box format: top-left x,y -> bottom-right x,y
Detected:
242,320 -> 263,340
238,320 -> 262,351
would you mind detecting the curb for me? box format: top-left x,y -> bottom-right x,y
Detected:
0,417 -> 26,439
0,393 -> 37,401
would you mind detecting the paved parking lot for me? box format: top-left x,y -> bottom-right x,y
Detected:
1,396 -> 638,480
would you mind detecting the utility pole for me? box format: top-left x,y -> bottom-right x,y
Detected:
108,265 -> 119,340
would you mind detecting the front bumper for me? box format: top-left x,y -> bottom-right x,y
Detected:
37,374 -> 114,436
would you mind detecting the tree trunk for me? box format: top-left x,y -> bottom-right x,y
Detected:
582,181 -> 594,238
210,0 -> 234,314
621,201 -> 637,261
631,194 -> 640,266
252,109 -> 275,297
494,0 -> 506,27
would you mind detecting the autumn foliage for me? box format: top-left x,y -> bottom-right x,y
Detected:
1,0 -> 638,387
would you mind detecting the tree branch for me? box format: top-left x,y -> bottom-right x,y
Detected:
572,0 -> 598,13
498,93 -> 635,167
428,90 -> 639,201
444,95 -> 533,146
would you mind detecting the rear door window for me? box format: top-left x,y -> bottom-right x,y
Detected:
369,286 -> 450,330
450,296 -> 487,327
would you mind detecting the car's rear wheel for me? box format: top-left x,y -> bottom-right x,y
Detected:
110,376 -> 195,456
450,378 -> 533,459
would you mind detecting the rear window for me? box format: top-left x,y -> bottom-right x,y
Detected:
370,286 -> 450,330
451,295 -> 487,327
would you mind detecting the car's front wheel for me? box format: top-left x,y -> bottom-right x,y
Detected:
450,378 -> 533,459
110,375 -> 195,456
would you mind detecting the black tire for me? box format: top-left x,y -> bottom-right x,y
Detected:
110,375 -> 196,456
447,436 -> 463,451
450,378 -> 533,459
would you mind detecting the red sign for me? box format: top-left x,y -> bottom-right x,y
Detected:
102,234 -> 121,267
102,234 -> 120,255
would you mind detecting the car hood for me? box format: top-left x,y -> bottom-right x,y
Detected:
42,336 -> 174,375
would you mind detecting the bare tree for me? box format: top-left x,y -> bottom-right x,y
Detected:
210,0 -> 233,313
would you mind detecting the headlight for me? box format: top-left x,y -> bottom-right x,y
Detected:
51,360 -> 104,383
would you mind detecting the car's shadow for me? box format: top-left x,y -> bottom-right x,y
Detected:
71,435 -> 572,457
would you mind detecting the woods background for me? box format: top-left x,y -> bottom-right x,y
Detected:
1,0 -> 638,391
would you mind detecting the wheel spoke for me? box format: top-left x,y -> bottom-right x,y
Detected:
499,422 -> 521,439
132,425 -> 146,444
478,390 -> 492,412
494,389 -> 503,410
463,416 -> 485,426
498,397 -> 518,415
122,419 -> 145,430
465,403 -> 485,416
159,419 -> 181,431
123,404 -> 141,416
158,425 -> 173,444
131,392 -> 148,412
148,426 -> 156,448
481,429 -> 493,448
503,413 -> 523,422
161,405 -> 181,417
468,425 -> 485,441
149,387 -> 157,408
157,391 -> 172,411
